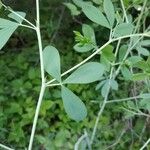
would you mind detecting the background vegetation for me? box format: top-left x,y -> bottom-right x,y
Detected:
0,0 -> 150,149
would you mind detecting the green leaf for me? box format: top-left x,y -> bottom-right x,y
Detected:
100,55 -> 111,72
82,24 -> 96,44
82,4 -> 110,28
101,79 -> 118,97
74,43 -> 94,53
137,46 -> 150,56
109,79 -> 118,90
103,0 -> 115,27
113,23 -> 134,37
132,73 -> 149,81
0,18 -> 18,28
43,46 -> 61,82
61,86 -> 87,121
64,62 -> 105,84
119,45 -> 128,61
96,80 -> 106,90
121,66 -> 132,80
40,100 -> 54,116
0,14 -> 26,50
73,0 -> 92,8
101,80 -> 109,97
8,12 -> 26,23
0,25 -> 18,50
93,0 -> 101,5
64,2 -> 80,16
133,60 -> 149,71
127,56 -> 143,65
140,93 -> 150,99
139,99 -> 150,110
140,40 -> 150,47
73,24 -> 96,53
147,56 -> 150,71
102,45 -> 115,62
73,30 -> 91,45
0,1 -> 2,9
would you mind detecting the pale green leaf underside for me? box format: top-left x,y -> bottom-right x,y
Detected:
64,2 -> 80,16
0,18 -> 18,28
64,62 -> 105,84
73,0 -> 92,7
0,25 -> 18,50
43,46 -> 61,82
74,43 -> 94,53
0,12 -> 26,50
121,66 -> 132,80
82,4 -> 110,29
61,86 -> 87,121
82,24 -> 96,44
104,0 -> 115,27
140,93 -> 150,99
8,11 -> 26,23
113,23 -> 134,37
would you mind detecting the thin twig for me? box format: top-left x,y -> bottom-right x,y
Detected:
0,2 -> 36,28
106,96 -> 141,104
134,0 -> 148,33
104,129 -> 126,150
84,129 -> 92,150
123,108 -> 150,118
74,133 -> 87,150
50,7 -> 65,43
120,0 -> 129,23
0,144 -> 14,150
140,138 -> 150,150
19,24 -> 36,30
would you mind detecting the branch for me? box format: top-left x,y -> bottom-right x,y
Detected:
46,32 -> 150,86
0,144 -> 14,150
140,138 -> 150,150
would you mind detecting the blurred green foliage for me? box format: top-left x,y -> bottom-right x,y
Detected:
0,0 -> 150,149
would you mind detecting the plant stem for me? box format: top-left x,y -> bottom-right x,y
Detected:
90,34 -> 121,144
84,130 -> 92,150
1,2 -> 36,28
113,35 -> 145,78
89,20 -> 150,145
0,144 -> 14,150
74,133 -> 87,150
120,0 -> 129,23
36,27 -> 45,83
134,0 -> 148,33
106,96 -> 141,104
122,108 -> 150,118
28,0 -> 46,149
104,129 -> 126,150
28,84 -> 46,150
19,24 -> 36,30
140,138 -> 150,150
90,86 -> 111,145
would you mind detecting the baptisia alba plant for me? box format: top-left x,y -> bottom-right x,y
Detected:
0,0 -> 150,150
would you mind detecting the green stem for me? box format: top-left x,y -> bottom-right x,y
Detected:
28,84 -> 46,150
134,0 -> 148,33
1,2 -> 36,28
140,138 -> 150,150
28,0 -> 46,149
120,0 -> 129,23
0,144 -> 14,150
106,96 -> 141,104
